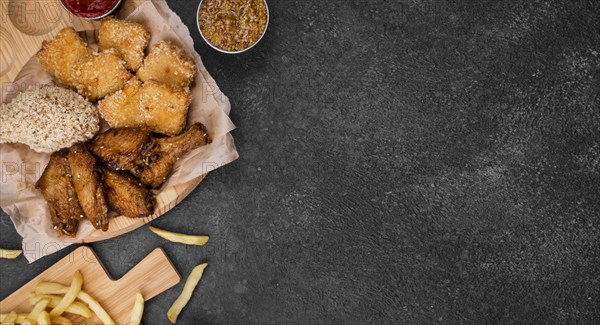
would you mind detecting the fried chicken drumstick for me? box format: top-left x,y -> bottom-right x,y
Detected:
89,122 -> 210,189
134,122 -> 211,188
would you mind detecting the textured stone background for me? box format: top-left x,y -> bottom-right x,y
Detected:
2,0 -> 600,323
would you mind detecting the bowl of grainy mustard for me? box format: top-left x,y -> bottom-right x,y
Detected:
197,0 -> 269,54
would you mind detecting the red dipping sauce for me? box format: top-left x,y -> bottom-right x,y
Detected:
60,0 -> 121,19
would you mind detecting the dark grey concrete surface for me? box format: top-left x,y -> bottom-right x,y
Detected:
2,0 -> 600,323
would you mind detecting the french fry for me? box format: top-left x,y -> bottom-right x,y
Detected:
21,318 -> 33,324
30,294 -> 93,318
50,316 -> 73,325
35,283 -> 115,325
78,291 -> 115,325
149,226 -> 209,246
49,271 -> 83,316
2,311 -> 17,324
129,292 -> 144,325
24,299 -> 49,324
167,263 -> 208,324
0,248 -> 22,259
0,312 -> 27,324
37,311 -> 50,325
34,282 -> 66,295
16,314 -> 27,324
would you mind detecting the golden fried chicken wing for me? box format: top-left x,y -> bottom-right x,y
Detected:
68,144 -> 109,231
36,150 -> 84,237
103,169 -> 155,219
71,49 -> 133,101
98,78 -> 191,135
133,122 -> 210,188
99,17 -> 150,71
88,127 -> 153,170
137,41 -> 196,88
38,28 -> 93,87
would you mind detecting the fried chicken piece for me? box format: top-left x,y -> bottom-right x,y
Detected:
137,41 -> 196,88
87,123 -> 210,188
140,81 -> 192,135
98,78 -> 191,135
97,77 -> 143,128
68,144 -> 109,231
38,28 -> 132,100
38,28 -> 93,87
99,17 -> 150,71
133,122 -> 211,188
36,150 -> 84,237
103,169 -> 155,218
88,126 -> 153,170
71,49 -> 133,100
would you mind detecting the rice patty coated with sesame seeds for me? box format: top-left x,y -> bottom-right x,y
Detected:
0,84 -> 100,153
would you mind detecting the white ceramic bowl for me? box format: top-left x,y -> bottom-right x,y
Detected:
197,0 -> 269,54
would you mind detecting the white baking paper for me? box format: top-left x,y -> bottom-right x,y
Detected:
0,0 -> 239,263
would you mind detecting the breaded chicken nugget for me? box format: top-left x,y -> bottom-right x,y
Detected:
99,17 -> 150,71
72,49 -> 133,100
137,41 -> 196,88
98,78 -> 191,135
97,77 -> 143,127
140,81 -> 192,135
38,28 -> 93,87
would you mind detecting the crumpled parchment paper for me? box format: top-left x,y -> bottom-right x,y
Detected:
0,0 -> 238,263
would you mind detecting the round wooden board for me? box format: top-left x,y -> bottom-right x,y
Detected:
2,0 -> 211,244
80,175 -> 206,243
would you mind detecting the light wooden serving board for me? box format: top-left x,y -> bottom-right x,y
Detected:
0,0 -> 207,243
0,246 -> 181,324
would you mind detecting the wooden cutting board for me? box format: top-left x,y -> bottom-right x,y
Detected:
0,246 -> 181,324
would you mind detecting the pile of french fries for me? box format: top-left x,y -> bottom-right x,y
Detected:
1,226 -> 209,324
0,271 -> 144,325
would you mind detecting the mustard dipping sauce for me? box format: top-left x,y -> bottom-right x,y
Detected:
199,0 -> 268,52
